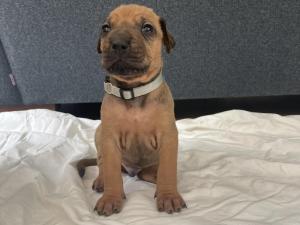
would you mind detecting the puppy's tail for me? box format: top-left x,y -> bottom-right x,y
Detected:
77,158 -> 97,177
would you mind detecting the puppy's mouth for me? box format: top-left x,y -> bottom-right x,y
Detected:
103,58 -> 149,76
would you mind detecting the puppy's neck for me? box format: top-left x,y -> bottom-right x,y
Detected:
110,82 -> 167,109
108,68 -> 162,89
105,69 -> 166,108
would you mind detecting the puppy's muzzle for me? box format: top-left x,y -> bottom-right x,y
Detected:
102,30 -> 149,76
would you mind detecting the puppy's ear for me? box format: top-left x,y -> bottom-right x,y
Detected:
97,38 -> 102,54
159,18 -> 175,53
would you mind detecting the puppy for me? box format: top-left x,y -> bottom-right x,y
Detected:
78,4 -> 186,216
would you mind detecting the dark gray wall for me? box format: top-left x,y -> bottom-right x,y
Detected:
0,0 -> 299,105
159,0 -> 300,99
0,41 -> 22,105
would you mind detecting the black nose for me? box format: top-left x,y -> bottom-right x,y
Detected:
111,39 -> 130,53
110,30 -> 131,54
112,40 -> 129,51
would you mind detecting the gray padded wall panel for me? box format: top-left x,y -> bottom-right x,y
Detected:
0,0 -> 156,104
158,0 -> 300,99
0,41 -> 22,105
0,0 -> 103,104
0,0 -> 299,105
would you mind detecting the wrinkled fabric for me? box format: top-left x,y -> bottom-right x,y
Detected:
0,109 -> 300,225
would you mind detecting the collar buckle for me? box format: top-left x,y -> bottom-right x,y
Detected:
119,88 -> 135,100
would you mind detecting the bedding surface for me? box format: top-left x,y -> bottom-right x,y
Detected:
1,109 -> 300,225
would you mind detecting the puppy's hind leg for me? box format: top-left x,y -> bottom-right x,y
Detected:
137,164 -> 158,184
77,158 -> 97,177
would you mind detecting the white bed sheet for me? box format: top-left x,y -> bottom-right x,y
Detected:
1,109 -> 300,225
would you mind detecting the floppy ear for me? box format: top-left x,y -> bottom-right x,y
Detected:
159,18 -> 175,53
97,38 -> 102,54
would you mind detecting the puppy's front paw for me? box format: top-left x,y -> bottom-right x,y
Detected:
94,195 -> 124,216
156,191 -> 187,214
92,176 -> 104,193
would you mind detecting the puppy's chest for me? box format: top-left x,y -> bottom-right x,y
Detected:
120,131 -> 159,170
118,111 -> 158,150
115,104 -> 158,132
116,107 -> 160,167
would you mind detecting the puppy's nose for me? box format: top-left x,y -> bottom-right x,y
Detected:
109,30 -> 132,54
111,39 -> 130,53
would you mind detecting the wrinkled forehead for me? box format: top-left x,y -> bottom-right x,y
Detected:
107,5 -> 160,27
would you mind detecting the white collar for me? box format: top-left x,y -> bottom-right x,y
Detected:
104,71 -> 164,100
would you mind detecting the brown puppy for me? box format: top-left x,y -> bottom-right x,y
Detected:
78,4 -> 186,216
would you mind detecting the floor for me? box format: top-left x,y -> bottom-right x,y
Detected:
56,95 -> 300,120
0,104 -> 55,113
1,95 -> 299,119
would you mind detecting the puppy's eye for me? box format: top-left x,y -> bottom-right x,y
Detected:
142,23 -> 154,33
102,24 -> 111,33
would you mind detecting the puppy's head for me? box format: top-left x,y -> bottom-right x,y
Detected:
97,4 -> 175,82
